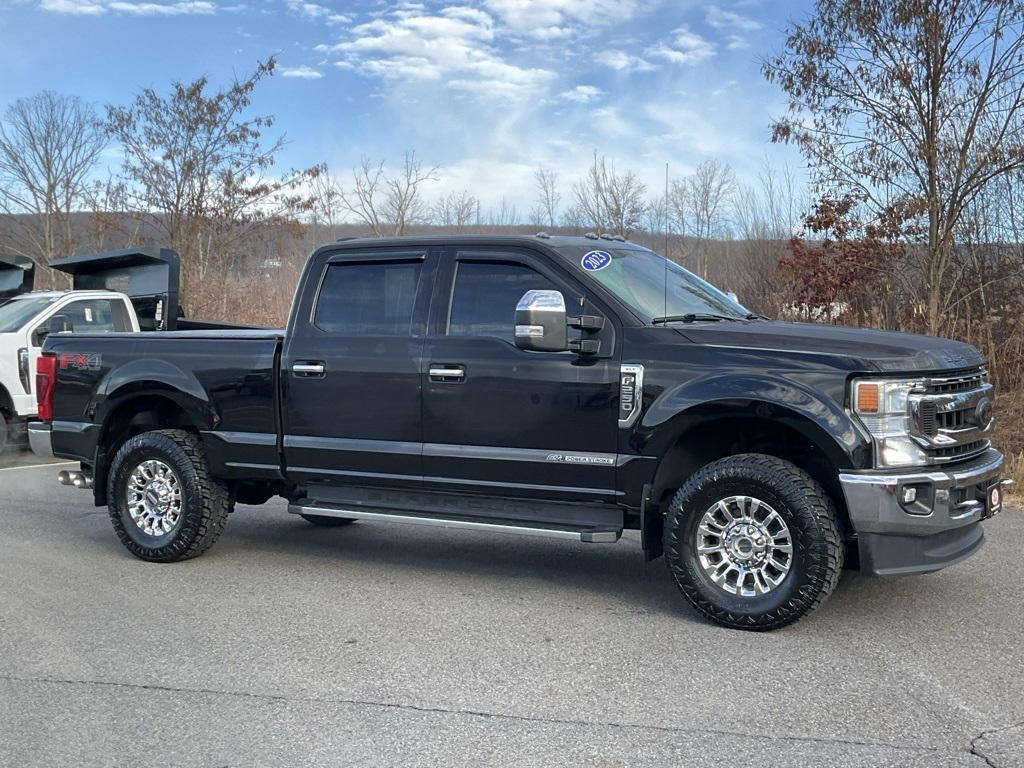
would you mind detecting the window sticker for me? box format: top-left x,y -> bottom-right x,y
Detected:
581,250 -> 612,271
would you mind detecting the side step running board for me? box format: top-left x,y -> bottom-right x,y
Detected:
288,503 -> 622,543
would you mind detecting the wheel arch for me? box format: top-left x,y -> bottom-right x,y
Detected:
641,405 -> 857,561
93,393 -> 205,506
0,381 -> 13,418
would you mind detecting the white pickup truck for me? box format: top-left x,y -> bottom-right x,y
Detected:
0,248 -> 181,452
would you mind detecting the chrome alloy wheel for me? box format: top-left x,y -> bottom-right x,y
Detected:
696,495 -> 794,596
125,459 -> 183,537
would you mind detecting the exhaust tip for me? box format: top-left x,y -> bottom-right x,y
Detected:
57,470 -> 72,485
71,474 -> 93,489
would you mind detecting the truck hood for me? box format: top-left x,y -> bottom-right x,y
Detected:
676,320 -> 985,373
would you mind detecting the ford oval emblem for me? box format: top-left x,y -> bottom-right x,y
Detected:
581,250 -> 612,271
974,397 -> 993,427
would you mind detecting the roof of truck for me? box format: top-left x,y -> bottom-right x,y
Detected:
319,233 -> 650,251
6,289 -> 121,301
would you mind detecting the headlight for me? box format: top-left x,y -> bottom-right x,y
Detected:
851,378 -> 927,468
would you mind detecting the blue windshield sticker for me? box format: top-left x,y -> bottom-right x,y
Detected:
581,250 -> 612,271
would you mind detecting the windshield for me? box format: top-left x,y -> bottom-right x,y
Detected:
563,246 -> 750,322
0,295 -> 58,333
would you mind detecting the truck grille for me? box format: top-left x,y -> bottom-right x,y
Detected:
909,368 -> 992,465
924,368 -> 986,394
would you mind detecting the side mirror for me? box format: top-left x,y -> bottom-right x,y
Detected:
31,315 -> 72,346
49,314 -> 74,334
515,290 -> 568,352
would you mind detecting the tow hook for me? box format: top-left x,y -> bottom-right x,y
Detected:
58,470 -> 93,490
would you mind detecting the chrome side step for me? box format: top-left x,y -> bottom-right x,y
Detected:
288,503 -> 622,543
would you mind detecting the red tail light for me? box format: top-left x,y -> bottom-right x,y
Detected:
36,354 -> 56,421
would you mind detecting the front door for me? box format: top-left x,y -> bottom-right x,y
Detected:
421,246 -> 620,502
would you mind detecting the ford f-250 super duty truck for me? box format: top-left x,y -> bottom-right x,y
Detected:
29,235 -> 1010,630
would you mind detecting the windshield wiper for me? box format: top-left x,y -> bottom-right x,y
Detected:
652,313 -> 743,324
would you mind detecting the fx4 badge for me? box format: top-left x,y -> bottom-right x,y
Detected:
59,353 -> 102,371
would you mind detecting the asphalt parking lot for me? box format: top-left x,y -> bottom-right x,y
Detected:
1,448 -> 1022,767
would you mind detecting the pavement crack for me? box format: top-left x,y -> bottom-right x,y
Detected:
970,719 -> 1024,768
1,673 -> 949,755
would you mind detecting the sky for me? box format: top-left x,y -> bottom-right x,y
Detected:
0,0 -> 811,218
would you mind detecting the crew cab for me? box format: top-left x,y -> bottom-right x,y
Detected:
29,235 -> 1010,630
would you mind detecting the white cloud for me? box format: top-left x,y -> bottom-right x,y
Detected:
645,102 -> 738,156
483,0 -> 644,35
41,0 -> 214,13
329,6 -> 553,101
39,0 -> 108,12
279,65 -> 323,79
560,85 -> 604,103
285,1 -> 331,19
599,50 -> 656,73
526,26 -> 573,40
706,6 -> 761,32
107,1 -> 214,14
649,26 -> 716,66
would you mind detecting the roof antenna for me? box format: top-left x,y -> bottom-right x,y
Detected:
664,162 -> 669,319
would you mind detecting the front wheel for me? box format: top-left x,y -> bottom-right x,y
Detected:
664,454 -> 843,631
107,429 -> 230,563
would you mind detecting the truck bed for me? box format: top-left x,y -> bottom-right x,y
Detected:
43,329 -> 284,480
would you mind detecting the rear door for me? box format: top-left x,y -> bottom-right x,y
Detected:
421,245 -> 621,502
280,247 -> 438,486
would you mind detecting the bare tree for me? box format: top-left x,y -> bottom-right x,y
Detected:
339,151 -> 440,236
763,0 -> 1024,335
570,153 -> 648,237
730,158 -> 809,315
669,159 -> 737,279
486,196 -> 521,229
0,91 -> 108,278
432,189 -> 480,232
106,58 -> 320,316
307,165 -> 345,246
531,168 -> 561,228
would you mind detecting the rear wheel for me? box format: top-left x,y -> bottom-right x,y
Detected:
0,411 -> 8,454
107,429 -> 230,562
664,454 -> 843,631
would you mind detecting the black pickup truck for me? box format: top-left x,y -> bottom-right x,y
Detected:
29,235 -> 1009,630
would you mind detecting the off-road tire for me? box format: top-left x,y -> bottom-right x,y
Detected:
300,514 -> 357,527
664,453 -> 843,631
107,429 -> 230,563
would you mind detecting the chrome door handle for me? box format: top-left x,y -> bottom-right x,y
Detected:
429,366 -> 465,381
292,362 -> 325,377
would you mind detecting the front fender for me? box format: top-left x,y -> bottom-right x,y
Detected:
637,372 -> 870,471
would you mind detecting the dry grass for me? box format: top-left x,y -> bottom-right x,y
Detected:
991,385 -> 1021,504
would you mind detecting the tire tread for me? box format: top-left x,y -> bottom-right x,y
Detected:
108,429 -> 230,563
664,453 -> 844,631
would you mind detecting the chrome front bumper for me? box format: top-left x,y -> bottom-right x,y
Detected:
839,448 -> 1009,576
